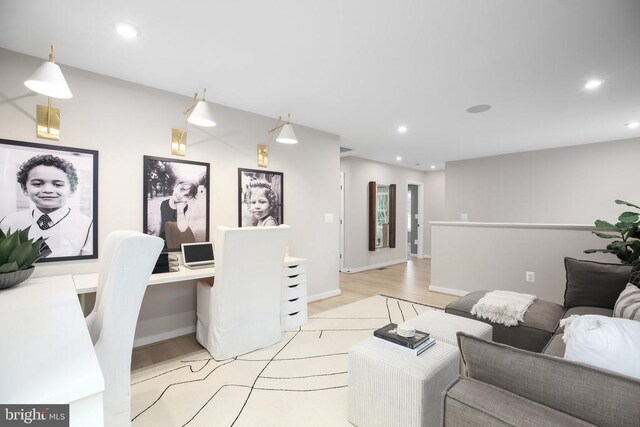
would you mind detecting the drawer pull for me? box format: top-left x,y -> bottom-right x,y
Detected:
286,274 -> 300,278
286,265 -> 299,269
288,311 -> 300,316
288,298 -> 299,302
288,284 -> 299,289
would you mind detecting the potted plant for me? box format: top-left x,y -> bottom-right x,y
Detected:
584,200 -> 640,265
0,227 -> 52,290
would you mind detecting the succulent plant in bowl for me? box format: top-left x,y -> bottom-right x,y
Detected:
0,227 -> 52,290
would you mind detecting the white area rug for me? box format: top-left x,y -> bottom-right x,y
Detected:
131,295 -> 440,427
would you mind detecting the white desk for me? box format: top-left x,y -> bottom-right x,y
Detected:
73,265 -> 216,294
0,275 -> 104,427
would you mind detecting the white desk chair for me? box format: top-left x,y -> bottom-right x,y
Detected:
85,231 -> 164,427
196,225 -> 291,360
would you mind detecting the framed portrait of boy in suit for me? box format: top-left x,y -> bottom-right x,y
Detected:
0,138 -> 98,261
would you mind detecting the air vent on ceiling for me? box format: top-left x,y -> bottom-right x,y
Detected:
340,146 -> 353,153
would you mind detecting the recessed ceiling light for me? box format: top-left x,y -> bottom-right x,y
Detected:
430,165 -> 436,169
626,121 -> 640,129
397,126 -> 407,134
396,156 -> 402,161
113,22 -> 140,39
584,79 -> 603,90
466,104 -> 491,113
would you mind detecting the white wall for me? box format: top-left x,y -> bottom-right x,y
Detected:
430,223 -> 612,304
0,48 -> 340,344
445,137 -> 640,223
340,156 -> 429,271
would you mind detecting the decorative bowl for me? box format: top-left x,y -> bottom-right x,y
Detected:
0,266 -> 35,290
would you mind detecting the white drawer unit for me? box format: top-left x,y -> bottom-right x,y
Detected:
281,257 -> 308,330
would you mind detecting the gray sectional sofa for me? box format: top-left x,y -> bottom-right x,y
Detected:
441,258 -> 640,426
444,257 -> 633,356
444,333 -> 640,426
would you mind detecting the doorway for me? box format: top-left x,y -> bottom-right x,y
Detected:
406,182 -> 423,257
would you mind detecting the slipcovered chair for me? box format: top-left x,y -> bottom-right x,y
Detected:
196,225 -> 291,360
85,231 -> 164,427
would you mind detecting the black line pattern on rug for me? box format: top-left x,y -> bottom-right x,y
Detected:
133,295 -> 421,426
230,330 -> 301,426
379,294 -> 442,310
132,358 -> 237,421
132,359 -> 212,385
300,327 -> 377,332
385,297 -> 391,323
237,352 -> 347,362
260,371 -> 347,380
397,300 -> 405,322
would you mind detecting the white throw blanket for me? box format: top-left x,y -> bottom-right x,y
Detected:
470,290 -> 536,326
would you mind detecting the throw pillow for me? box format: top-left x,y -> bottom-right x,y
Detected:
629,263 -> 640,286
563,257 -> 632,309
614,283 -> 640,320
561,314 -> 640,379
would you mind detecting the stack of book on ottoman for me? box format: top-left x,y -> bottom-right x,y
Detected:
373,323 -> 436,356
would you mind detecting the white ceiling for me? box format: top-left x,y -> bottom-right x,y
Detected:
1,0 -> 639,170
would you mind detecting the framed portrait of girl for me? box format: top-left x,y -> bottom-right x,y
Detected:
238,168 -> 283,227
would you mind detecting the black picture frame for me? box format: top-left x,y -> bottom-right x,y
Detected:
238,168 -> 284,227
0,138 -> 99,262
143,156 -> 210,251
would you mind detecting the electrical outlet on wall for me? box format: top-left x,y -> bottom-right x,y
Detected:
526,272 -> 535,282
461,213 -> 468,221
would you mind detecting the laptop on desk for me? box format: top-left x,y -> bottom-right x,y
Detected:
181,242 -> 215,269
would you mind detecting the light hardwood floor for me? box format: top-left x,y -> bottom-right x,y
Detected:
131,258 -> 457,370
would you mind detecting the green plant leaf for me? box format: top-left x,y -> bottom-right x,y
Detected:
592,232 -> 619,239
17,227 -> 30,244
0,261 -> 18,273
0,230 -> 19,266
618,212 -> 640,224
8,241 -> 34,268
594,220 -> 620,231
615,200 -> 640,210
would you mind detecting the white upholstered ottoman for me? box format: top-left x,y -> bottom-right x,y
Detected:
347,311 -> 493,427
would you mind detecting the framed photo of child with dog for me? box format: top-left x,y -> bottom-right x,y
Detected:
238,168 -> 284,227
143,156 -> 210,251
0,138 -> 99,262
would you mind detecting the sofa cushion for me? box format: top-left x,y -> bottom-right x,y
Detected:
555,306 -> 614,333
564,257 -> 632,309
444,378 -> 594,427
562,315 -> 640,379
614,283 -> 640,320
457,332 -> 640,427
446,291 -> 563,352
542,333 -> 565,357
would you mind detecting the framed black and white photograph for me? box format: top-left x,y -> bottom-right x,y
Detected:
143,156 -> 210,251
238,168 -> 283,227
0,138 -> 98,262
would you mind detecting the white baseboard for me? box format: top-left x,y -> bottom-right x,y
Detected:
428,285 -> 469,297
423,254 -> 431,259
134,325 -> 196,348
342,258 -> 407,273
308,289 -> 342,303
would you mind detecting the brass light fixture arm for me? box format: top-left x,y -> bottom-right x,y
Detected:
266,113 -> 291,147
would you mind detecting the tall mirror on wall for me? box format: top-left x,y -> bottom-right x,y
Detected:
368,181 -> 396,251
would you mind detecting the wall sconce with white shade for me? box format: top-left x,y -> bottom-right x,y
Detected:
24,44 -> 72,140
171,88 -> 216,156
258,114 -> 298,167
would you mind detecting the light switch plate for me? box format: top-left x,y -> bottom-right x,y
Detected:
325,213 -> 334,223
